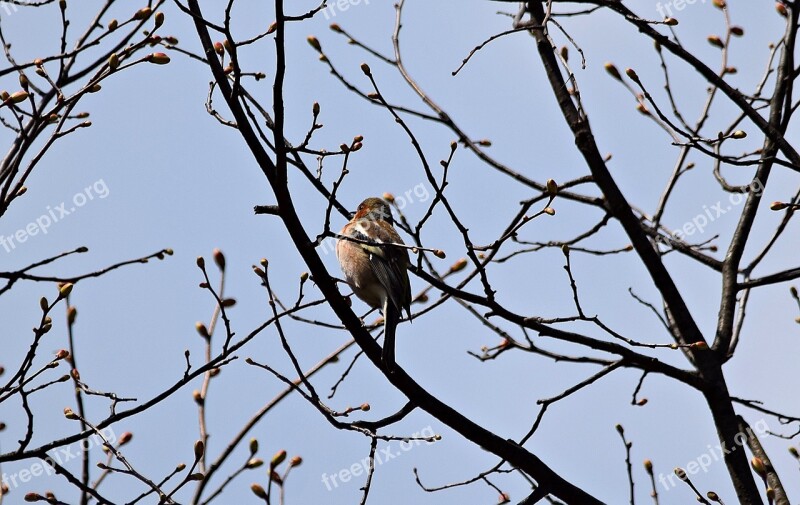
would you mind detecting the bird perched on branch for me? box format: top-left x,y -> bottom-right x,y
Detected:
337,197 -> 411,370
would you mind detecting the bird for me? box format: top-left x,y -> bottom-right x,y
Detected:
337,197 -> 411,370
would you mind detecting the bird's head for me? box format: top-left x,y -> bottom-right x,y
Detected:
353,197 -> 394,225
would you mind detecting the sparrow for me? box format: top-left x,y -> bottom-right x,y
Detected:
337,197 -> 411,369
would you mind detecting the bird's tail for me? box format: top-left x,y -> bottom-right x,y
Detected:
382,298 -> 400,370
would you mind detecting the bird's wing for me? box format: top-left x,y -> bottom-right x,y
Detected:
368,253 -> 408,315
358,221 -> 411,318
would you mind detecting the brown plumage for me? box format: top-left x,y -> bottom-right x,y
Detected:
337,197 -> 411,369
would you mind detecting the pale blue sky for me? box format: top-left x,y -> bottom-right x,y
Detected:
1,1 -> 798,504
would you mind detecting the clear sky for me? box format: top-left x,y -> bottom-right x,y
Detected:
1,1 -> 799,504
